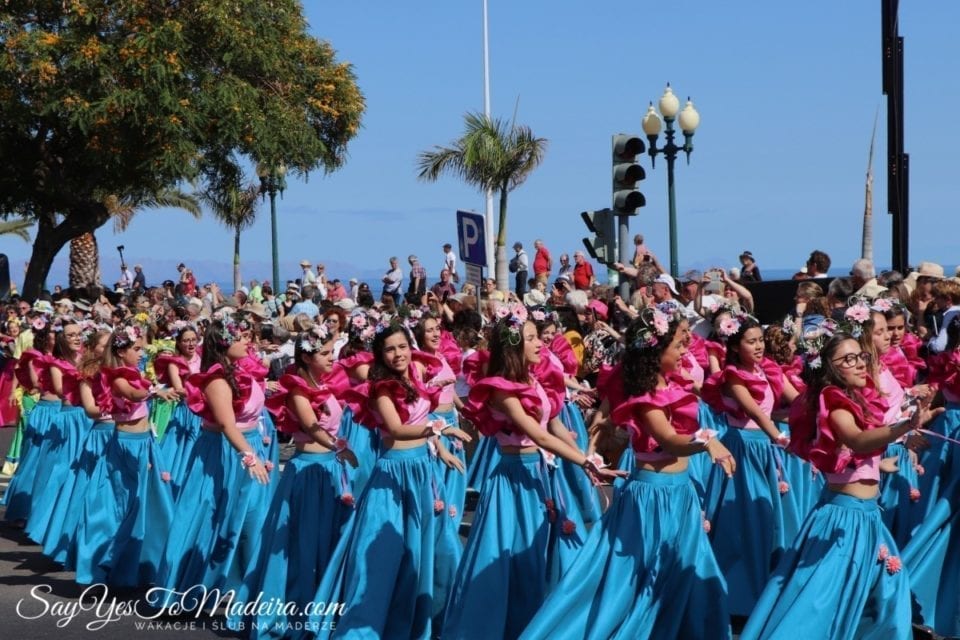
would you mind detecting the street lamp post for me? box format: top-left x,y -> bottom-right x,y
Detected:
642,84 -> 700,278
257,163 -> 287,292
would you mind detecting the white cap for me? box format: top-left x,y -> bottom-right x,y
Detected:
654,273 -> 679,296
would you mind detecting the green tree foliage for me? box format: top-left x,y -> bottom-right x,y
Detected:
417,112 -> 547,291
0,0 -> 364,298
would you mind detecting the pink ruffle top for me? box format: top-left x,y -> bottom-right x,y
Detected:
463,376 -> 554,446
610,382 -> 700,462
104,366 -> 151,422
187,364 -> 265,431
701,359 -> 783,430
267,373 -> 343,444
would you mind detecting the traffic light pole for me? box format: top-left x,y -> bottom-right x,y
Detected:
618,214 -> 631,300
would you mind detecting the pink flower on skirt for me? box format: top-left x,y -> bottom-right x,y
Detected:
561,519 -> 576,536
702,519 -> 711,533
915,464 -> 925,476
264,461 -> 275,473
885,556 -> 902,575
448,505 -> 458,518
434,499 -> 445,513
160,471 -> 171,482
262,436 -> 272,446
544,498 -> 555,510
547,508 -> 557,523
778,481 -> 790,494
909,488 -> 921,502
340,493 -> 355,507
877,544 -> 890,562
452,439 -> 464,451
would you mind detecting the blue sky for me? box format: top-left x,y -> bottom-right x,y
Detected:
4,1 -> 960,288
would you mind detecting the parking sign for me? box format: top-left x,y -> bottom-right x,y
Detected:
456,210 -> 486,267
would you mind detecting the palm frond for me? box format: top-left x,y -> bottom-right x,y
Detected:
0,218 -> 33,242
111,188 -> 203,232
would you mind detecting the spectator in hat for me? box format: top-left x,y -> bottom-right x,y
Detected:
510,242 -> 529,297
738,251 -> 762,282
300,260 -> 317,286
651,273 -> 678,304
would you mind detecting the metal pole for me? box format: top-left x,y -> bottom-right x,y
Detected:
482,0 -> 495,276
664,119 -> 679,278
617,215 -> 630,299
269,183 -> 280,292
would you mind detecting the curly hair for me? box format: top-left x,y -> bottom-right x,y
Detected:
368,323 -> 418,404
763,324 -> 794,365
487,318 -> 533,383
802,333 -> 869,421
622,315 -> 682,398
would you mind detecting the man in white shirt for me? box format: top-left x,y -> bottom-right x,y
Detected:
443,243 -> 459,283
300,260 -> 317,286
382,257 -> 403,304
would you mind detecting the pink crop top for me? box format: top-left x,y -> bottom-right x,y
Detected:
702,362 -> 780,430
491,382 -> 550,448
47,357 -> 82,406
877,366 -> 906,426
611,382 -> 700,463
187,365 -> 266,432
812,386 -> 884,483
292,395 -> 343,445
105,366 -> 151,422
823,455 -> 880,484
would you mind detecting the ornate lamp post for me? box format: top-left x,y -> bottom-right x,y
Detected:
256,163 -> 287,291
642,84 -> 700,278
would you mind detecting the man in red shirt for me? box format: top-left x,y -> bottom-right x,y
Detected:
572,251 -> 595,290
533,239 -> 552,285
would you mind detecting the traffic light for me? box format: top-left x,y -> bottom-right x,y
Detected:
580,209 -> 616,265
612,134 -> 646,215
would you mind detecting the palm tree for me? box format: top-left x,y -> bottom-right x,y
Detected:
0,218 -> 33,242
200,179 -> 260,293
417,112 -> 547,291
67,188 -> 201,290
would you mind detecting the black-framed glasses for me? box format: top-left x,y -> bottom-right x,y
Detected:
832,352 -> 872,368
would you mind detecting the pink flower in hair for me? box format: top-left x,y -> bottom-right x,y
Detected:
845,304 -> 871,323
494,305 -> 510,319
872,298 -> 893,312
885,556 -> 902,575
531,310 -> 546,322
351,315 -> 366,329
31,317 -> 47,331
652,311 -> 670,336
718,317 -> 740,337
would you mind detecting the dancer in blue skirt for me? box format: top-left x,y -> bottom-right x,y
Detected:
155,322 -> 203,499
3,318 -> 58,523
521,306 -> 734,640
73,325 -> 178,586
742,332 -> 929,640
231,325 -> 358,638
700,314 -> 800,618
310,321 -> 466,639
25,318 -> 94,542
412,312 -> 472,531
39,326 -> 113,564
153,315 -> 274,606
442,303 -> 621,640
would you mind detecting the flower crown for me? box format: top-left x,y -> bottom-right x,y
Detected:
210,314 -> 248,348
797,318 -> 838,369
715,308 -> 757,339
396,305 -> 426,331
629,306 -> 679,351
78,319 -> 103,342
112,325 -> 141,350
840,295 -> 879,338
779,315 -> 798,338
530,307 -> 559,327
494,302 -> 529,347
299,324 -> 331,353
348,312 -> 378,348
168,320 -> 197,340
30,315 -> 48,332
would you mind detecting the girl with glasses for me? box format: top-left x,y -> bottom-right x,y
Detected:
742,332 -> 940,639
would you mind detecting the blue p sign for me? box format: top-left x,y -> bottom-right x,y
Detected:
456,210 -> 486,266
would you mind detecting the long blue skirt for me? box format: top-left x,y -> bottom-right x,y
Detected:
152,428 -> 274,605
520,467 -> 731,640
431,407 -> 467,531
338,407 -> 379,495
260,408 -> 280,478
39,420 -> 115,565
442,451 -> 586,640
741,491 -> 912,640
158,400 -> 203,500
309,445 -> 462,639
557,401 -> 601,524
466,435 -> 501,494
26,406 -> 93,541
73,430 -> 175,586
878,442 -> 922,548
703,426 -> 800,616
913,403 -> 960,523
2,398 -> 61,517
229,450 -> 355,639
901,471 -> 960,637
685,400 -> 724,499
